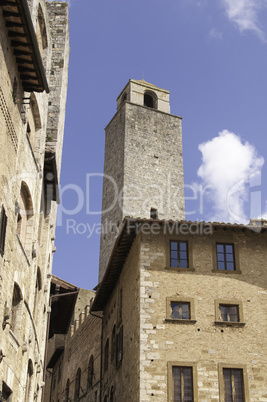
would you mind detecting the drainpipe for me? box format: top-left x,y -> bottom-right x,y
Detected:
41,290 -> 79,402
90,310 -> 103,402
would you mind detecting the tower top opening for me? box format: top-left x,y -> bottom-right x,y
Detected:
117,79 -> 170,113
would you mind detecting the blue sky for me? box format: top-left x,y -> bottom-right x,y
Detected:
53,0 -> 267,289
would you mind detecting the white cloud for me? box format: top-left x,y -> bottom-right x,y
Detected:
197,130 -> 264,223
209,28 -> 223,39
221,0 -> 267,41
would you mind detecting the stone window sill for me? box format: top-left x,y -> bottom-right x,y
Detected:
212,269 -> 242,274
165,267 -> 195,272
214,321 -> 245,327
165,319 -> 197,324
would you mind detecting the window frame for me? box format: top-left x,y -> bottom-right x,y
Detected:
214,299 -> 245,327
212,241 -> 241,274
218,364 -> 249,401
167,361 -> 198,402
166,237 -> 194,272
166,297 -> 196,324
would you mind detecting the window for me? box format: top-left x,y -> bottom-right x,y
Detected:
0,205 -> 7,257
223,368 -> 244,401
168,362 -> 197,402
11,283 -> 23,333
111,325 -> 116,361
116,326 -> 123,366
33,268 -> 42,323
110,386 -> 114,402
16,182 -> 34,253
65,379 -> 70,402
2,382 -> 12,401
171,302 -> 190,320
219,365 -> 248,402
25,360 -> 33,401
88,355 -> 94,388
216,243 -> 235,271
74,368 -> 81,400
170,241 -> 188,268
220,305 -> 239,322
166,297 -> 196,323
144,91 -> 157,109
215,300 -> 244,326
150,208 -> 158,219
104,339 -> 109,371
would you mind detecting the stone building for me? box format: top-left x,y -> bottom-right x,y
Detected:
0,0 -> 69,400
44,279 -> 101,402
46,80 -> 267,401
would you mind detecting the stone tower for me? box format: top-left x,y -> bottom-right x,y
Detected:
99,79 -> 185,281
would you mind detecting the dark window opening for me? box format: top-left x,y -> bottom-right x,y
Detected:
0,205 -> 7,257
88,355 -> 94,388
104,339 -> 109,371
74,368 -> 81,400
171,302 -> 190,320
65,379 -> 70,401
170,241 -> 188,268
223,368 -> 244,402
2,382 -> 12,401
150,208 -> 158,219
216,243 -> 235,271
144,93 -> 154,108
111,325 -> 116,361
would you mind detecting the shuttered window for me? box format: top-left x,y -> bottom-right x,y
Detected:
0,205 -> 7,257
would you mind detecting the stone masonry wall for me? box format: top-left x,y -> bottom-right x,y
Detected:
139,227 -> 267,401
0,1 -> 69,400
101,235 -> 141,401
99,97 -> 185,282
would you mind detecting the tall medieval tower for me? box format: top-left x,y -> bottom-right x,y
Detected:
99,79 -> 185,281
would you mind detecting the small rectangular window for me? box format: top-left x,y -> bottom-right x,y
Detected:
220,305 -> 239,322
171,302 -> 190,320
216,243 -> 235,271
170,241 -> 188,268
0,205 -> 7,257
223,368 -> 244,402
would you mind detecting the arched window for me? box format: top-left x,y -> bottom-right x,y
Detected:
110,386 -> 114,402
25,360 -> 33,401
144,91 -> 157,109
88,355 -> 94,388
111,325 -> 116,361
11,283 -> 23,334
74,368 -> 81,400
17,182 -> 34,252
104,395 -> 108,402
65,379 -> 70,402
